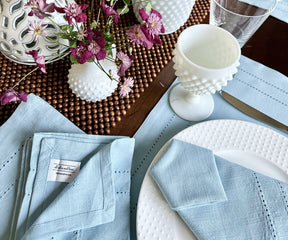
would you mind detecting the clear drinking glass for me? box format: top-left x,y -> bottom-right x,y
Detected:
209,0 -> 277,47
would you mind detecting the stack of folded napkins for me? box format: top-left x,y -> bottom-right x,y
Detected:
150,139 -> 288,239
0,94 -> 134,240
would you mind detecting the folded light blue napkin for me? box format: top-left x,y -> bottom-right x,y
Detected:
0,94 -> 83,240
240,0 -> 288,23
0,94 -> 135,240
150,139 -> 227,210
150,139 -> 288,239
223,55 -> 288,126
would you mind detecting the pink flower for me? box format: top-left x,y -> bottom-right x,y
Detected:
87,42 -> 106,60
119,77 -> 134,97
25,0 -> 55,19
86,29 -> 105,43
77,27 -> 88,41
56,3 -> 88,25
71,42 -> 94,64
88,43 -> 100,55
0,89 -> 27,105
116,52 -> 134,76
28,20 -> 48,41
139,8 -> 165,45
100,0 -> 120,23
85,29 -> 107,60
126,26 -> 153,49
26,50 -> 46,73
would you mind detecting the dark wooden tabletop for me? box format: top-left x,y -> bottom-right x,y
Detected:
109,15 -> 288,136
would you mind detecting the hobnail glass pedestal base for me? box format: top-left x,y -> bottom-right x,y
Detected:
169,84 -> 214,121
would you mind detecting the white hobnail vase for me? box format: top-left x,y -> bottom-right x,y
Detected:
131,0 -> 195,34
68,48 -> 119,102
0,0 -> 72,64
170,24 -> 241,121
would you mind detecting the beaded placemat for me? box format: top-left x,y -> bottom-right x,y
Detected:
0,0 -> 210,134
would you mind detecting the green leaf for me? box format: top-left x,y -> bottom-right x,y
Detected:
86,58 -> 95,63
106,48 -> 113,57
60,24 -> 73,32
123,0 -> 131,5
104,31 -> 115,44
145,2 -> 152,12
70,31 -> 78,37
70,56 -> 79,64
90,21 -> 98,29
58,32 -> 69,39
117,5 -> 129,15
69,40 -> 77,48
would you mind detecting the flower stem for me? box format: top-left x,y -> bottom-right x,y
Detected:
12,54 -> 65,89
45,36 -> 70,48
93,60 -> 120,83
96,3 -> 101,27
90,0 -> 94,20
47,16 -> 62,30
104,56 -> 115,62
12,67 -> 39,89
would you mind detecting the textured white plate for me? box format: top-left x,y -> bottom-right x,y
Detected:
136,119 -> 288,240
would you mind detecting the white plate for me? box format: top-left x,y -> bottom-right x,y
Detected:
136,119 -> 288,240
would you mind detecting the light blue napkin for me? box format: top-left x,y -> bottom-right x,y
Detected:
274,0 -> 288,22
0,94 -> 83,240
150,139 -> 288,239
240,0 -> 288,23
0,94 -> 135,240
150,139 -> 227,210
13,133 -> 135,240
223,55 -> 288,126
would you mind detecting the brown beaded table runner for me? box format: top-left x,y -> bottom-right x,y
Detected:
0,0 -> 210,135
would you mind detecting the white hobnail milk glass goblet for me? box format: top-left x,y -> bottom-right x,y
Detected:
170,24 -> 241,121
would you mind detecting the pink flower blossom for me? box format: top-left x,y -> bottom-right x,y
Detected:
28,20 -> 48,41
77,27 -> 88,41
0,89 -> 27,105
139,8 -> 165,45
25,0 -> 55,19
71,42 -> 94,64
119,77 -> 134,97
56,3 -> 88,25
85,29 -> 107,60
26,50 -> 46,73
100,0 -> 120,23
88,43 -> 100,55
126,26 -> 153,49
86,29 -> 105,43
116,52 -> 134,76
87,42 -> 106,60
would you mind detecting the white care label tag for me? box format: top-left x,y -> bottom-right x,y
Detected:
47,159 -> 81,183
